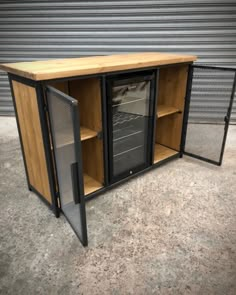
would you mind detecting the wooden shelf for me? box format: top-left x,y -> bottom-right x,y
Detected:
84,173 -> 103,195
55,126 -> 97,148
80,126 -> 97,141
157,105 -> 180,118
154,144 -> 178,164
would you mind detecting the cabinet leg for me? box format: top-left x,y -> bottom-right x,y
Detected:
54,207 -> 60,218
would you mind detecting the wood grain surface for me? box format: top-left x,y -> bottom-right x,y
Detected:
0,52 -> 196,81
12,80 -> 52,203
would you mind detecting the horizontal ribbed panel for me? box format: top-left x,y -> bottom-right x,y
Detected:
0,0 -> 235,122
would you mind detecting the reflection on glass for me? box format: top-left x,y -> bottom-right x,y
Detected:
185,67 -> 235,163
111,79 -> 151,176
47,89 -> 83,238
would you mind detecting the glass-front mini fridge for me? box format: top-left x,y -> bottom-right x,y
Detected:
106,70 -> 156,183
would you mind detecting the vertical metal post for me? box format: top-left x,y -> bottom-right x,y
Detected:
180,65 -> 194,157
101,75 -> 109,186
151,69 -> 159,164
106,76 -> 114,183
71,102 -> 88,246
219,71 -> 236,165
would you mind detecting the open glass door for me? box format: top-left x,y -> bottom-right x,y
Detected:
183,65 -> 236,165
46,86 -> 88,246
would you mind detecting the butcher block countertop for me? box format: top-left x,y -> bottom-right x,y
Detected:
0,52 -> 197,81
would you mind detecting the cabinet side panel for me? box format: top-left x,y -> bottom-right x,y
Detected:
12,80 -> 52,203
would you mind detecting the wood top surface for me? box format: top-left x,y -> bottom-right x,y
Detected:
0,52 -> 197,81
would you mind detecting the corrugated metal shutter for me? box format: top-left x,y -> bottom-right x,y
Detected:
0,0 -> 235,122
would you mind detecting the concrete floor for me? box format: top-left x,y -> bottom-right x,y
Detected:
0,117 -> 236,295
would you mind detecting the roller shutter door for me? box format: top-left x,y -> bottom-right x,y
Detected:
0,0 -> 235,122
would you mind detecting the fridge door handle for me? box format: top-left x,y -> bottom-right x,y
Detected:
71,162 -> 80,204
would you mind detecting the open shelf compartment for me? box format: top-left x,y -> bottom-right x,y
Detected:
49,78 -> 104,196
153,64 -> 189,164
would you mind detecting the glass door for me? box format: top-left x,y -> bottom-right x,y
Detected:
183,65 -> 236,165
46,86 -> 88,246
106,71 -> 156,183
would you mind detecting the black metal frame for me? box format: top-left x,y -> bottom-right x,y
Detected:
180,65 -> 194,157
219,71 -> 236,165
101,75 -> 109,187
181,64 -> 236,166
150,69 -> 159,164
105,69 -> 156,184
45,86 -> 88,246
191,64 -> 236,72
71,94 -> 88,246
8,73 -> 59,217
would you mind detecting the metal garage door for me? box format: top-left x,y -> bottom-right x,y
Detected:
0,0 -> 235,122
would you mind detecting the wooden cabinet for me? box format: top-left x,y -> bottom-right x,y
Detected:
1,52 -> 235,246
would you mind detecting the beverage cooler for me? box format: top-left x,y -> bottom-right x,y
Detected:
106,71 -> 156,183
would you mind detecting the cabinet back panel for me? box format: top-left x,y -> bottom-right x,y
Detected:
156,64 -> 189,150
155,115 -> 183,151
12,80 -> 52,203
82,138 -> 104,184
48,81 -> 69,94
69,78 -> 102,132
158,65 -> 188,110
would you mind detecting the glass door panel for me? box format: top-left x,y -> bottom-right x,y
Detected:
184,65 -> 236,165
46,86 -> 88,246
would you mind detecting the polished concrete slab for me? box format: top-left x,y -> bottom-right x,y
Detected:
0,117 -> 236,295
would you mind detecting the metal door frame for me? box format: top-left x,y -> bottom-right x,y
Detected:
181,64 -> 236,166
46,86 -> 88,246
